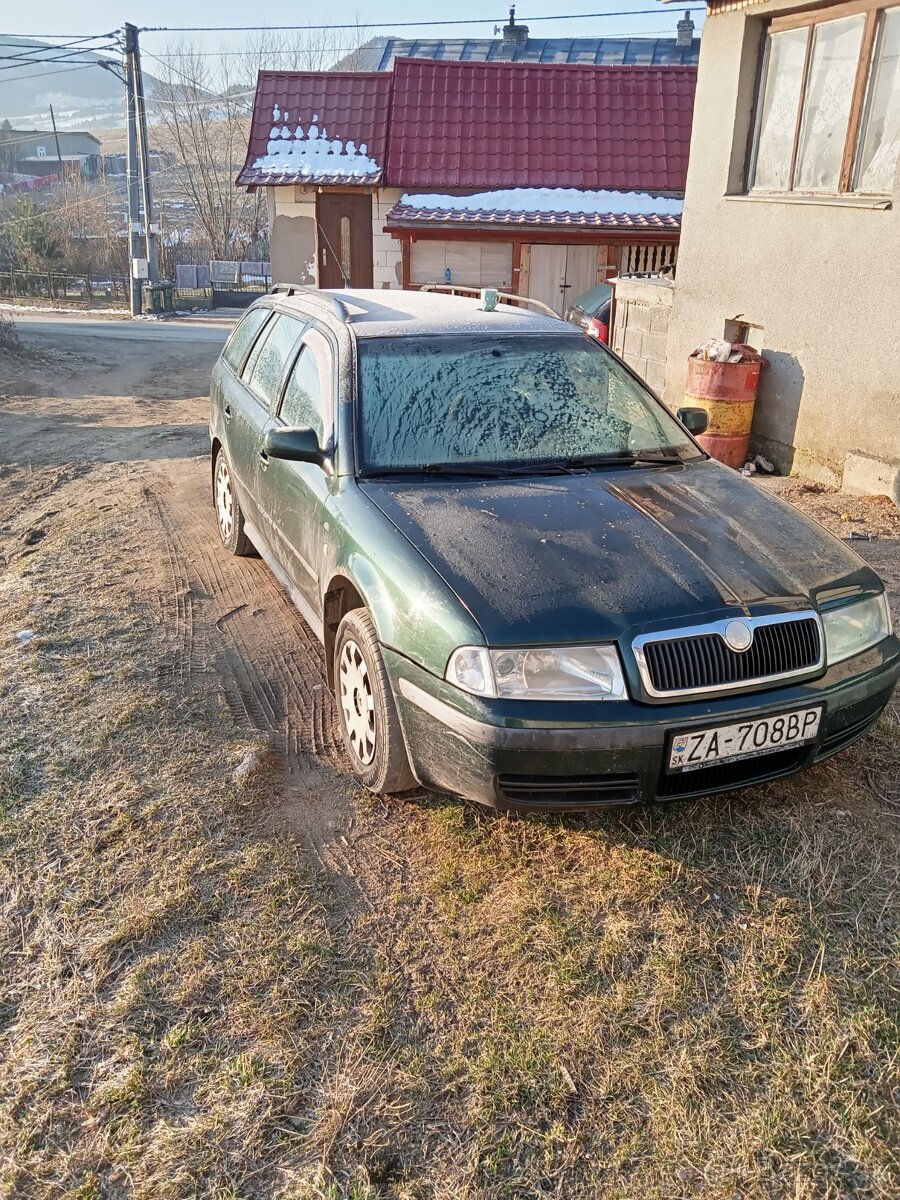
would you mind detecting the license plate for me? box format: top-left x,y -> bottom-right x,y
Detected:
667,706 -> 822,773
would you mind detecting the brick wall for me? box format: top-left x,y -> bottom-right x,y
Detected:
611,276 -> 674,397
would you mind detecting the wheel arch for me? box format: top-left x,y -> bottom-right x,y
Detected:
323,574 -> 367,689
211,436 -> 222,484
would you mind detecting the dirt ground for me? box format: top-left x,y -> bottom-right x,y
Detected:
1,324 -> 898,1200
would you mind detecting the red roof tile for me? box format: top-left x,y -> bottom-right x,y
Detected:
236,71 -> 392,187
385,202 -> 682,234
386,59 -> 696,192
236,60 -> 696,193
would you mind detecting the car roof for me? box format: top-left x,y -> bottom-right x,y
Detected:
270,287 -> 573,339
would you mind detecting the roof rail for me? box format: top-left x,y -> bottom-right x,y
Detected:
418,283 -> 561,322
269,283 -> 349,322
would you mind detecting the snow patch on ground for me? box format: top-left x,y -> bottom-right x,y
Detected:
251,113 -> 379,180
398,188 -> 684,216
0,303 -> 126,316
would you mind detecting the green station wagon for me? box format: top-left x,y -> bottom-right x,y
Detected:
209,288 -> 898,811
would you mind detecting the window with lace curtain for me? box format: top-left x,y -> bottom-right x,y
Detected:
749,1 -> 900,196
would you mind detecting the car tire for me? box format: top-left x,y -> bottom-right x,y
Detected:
213,447 -> 253,557
335,608 -> 417,794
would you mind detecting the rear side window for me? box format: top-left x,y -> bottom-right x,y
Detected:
243,313 -> 306,409
279,329 -> 331,442
222,306 -> 270,373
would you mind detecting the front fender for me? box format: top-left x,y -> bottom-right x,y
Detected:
323,482 -> 484,680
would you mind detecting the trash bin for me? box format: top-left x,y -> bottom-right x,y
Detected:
142,282 -> 176,315
684,348 -> 762,469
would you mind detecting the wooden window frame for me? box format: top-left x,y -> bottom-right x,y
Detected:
750,0 -> 899,195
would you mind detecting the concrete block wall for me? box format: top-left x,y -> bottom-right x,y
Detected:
610,277 -> 674,398
372,187 -> 403,289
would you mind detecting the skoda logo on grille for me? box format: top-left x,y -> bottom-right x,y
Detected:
724,620 -> 754,652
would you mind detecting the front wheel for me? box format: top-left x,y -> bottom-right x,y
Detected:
335,609 -> 416,794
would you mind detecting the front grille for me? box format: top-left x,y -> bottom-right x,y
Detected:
496,773 -> 641,808
657,746 -> 808,797
640,616 -> 821,696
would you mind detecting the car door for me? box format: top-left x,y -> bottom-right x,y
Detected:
215,305 -> 273,496
258,324 -> 335,607
230,310 -> 307,530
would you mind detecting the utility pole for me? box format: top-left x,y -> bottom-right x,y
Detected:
132,27 -> 159,287
48,104 -> 64,187
123,25 -> 144,316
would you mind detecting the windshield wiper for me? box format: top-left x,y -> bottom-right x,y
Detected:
361,453 -> 686,480
361,462 -> 510,478
561,452 -> 685,469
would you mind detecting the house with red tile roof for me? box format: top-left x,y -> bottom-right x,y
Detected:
236,57 -> 697,316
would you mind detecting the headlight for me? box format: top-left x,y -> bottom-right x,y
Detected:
822,593 -> 892,665
445,645 -> 628,700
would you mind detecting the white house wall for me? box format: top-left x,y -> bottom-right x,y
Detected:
268,187 -> 317,285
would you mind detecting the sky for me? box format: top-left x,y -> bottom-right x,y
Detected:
4,2 -> 706,58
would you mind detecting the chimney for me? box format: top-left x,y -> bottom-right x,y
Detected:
676,11 -> 695,48
501,5 -> 529,51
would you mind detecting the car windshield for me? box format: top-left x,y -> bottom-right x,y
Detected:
356,333 -> 701,473
571,282 -> 613,316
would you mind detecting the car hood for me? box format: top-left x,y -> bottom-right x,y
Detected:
359,459 -> 878,645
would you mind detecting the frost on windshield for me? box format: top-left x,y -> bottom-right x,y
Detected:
357,336 -> 682,469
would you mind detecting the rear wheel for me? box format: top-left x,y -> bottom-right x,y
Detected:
213,448 -> 253,556
335,609 -> 416,794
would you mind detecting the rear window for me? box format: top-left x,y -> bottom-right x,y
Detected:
222,306 -> 270,373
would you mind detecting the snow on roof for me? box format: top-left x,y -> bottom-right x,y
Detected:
399,189 -> 684,217
249,111 -> 380,183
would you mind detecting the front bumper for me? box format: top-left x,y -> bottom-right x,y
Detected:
385,638 -> 900,811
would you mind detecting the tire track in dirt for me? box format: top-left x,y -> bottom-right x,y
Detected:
142,460 -> 354,851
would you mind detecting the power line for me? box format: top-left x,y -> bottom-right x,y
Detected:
0,62 -> 111,85
0,52 -> 118,74
139,10 -> 704,33
0,38 -> 118,74
0,32 -> 115,40
144,32 -> 684,58
0,34 -> 116,55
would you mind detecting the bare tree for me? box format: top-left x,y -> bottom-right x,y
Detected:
149,22 -> 369,264
151,43 -> 264,262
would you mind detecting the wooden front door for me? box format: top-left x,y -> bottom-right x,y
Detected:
316,192 -> 373,289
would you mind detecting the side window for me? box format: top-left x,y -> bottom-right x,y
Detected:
749,4 -> 900,197
222,306 -> 270,373
243,313 -> 306,409
279,329 -> 332,442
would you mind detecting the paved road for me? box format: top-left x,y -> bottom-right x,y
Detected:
12,313 -> 234,344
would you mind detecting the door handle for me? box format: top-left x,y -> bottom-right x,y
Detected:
223,404 -> 232,422
258,448 -> 270,468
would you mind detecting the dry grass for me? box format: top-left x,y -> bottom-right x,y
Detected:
1,482 -> 898,1199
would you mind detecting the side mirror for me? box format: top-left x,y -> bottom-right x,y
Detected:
677,406 -> 710,436
264,426 -> 329,469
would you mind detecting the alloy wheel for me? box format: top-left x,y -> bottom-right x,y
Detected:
339,639 -> 376,765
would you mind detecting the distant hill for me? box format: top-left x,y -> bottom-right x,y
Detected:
0,36 -> 163,131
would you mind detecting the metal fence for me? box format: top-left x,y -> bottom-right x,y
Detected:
0,270 -> 130,306
0,265 -> 271,310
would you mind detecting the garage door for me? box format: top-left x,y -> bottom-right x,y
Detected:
529,244 -> 601,316
410,240 -> 514,289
